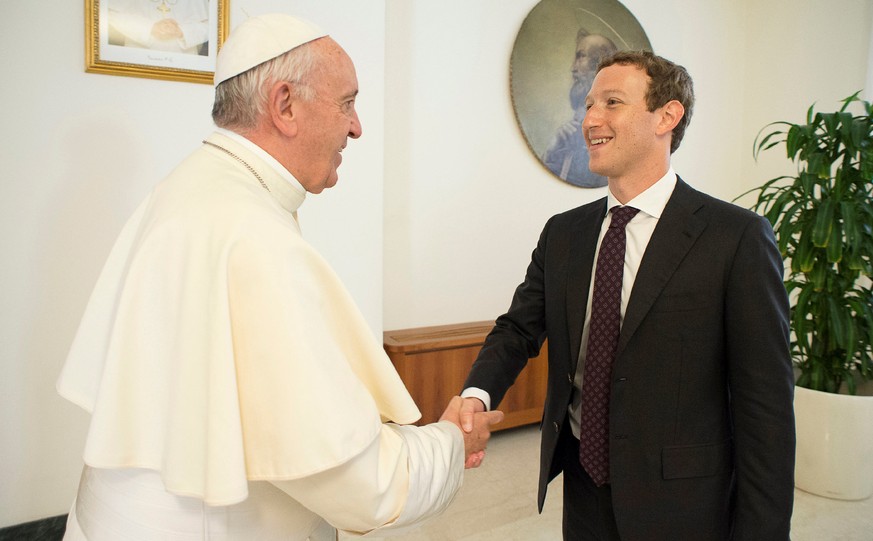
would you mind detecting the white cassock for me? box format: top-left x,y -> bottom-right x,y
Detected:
108,0 -> 209,54
57,130 -> 464,540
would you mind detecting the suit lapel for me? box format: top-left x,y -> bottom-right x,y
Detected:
566,199 -> 607,374
617,179 -> 707,356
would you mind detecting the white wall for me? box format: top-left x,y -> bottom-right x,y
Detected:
383,0 -> 871,329
739,0 -> 873,205
1,0 -> 870,527
0,0 -> 385,526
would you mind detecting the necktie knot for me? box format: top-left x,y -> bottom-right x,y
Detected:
609,206 -> 639,230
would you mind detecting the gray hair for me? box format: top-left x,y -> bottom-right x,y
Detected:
212,41 -> 320,131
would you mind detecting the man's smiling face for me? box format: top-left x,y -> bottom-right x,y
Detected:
582,63 -> 665,183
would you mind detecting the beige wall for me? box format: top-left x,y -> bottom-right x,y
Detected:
1,0 -> 870,527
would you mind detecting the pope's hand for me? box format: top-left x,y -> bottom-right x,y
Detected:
151,18 -> 184,40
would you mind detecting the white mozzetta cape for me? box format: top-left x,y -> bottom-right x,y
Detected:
58,132 -> 423,506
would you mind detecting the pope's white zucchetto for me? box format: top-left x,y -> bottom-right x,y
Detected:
213,13 -> 328,87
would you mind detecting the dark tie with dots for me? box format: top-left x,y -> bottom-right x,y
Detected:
579,205 -> 640,486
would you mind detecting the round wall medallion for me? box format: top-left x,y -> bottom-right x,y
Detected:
510,0 -> 652,188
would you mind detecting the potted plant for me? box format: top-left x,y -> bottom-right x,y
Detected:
740,91 -> 873,500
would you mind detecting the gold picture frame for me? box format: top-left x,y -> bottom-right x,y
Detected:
86,0 -> 229,84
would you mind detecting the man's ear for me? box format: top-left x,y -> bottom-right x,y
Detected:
656,99 -> 684,136
268,81 -> 299,138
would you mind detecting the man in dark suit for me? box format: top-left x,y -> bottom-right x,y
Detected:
460,51 -> 795,540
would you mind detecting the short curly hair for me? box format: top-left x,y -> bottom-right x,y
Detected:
597,51 -> 694,154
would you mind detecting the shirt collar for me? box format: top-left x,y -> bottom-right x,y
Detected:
215,127 -> 307,198
606,167 -> 677,219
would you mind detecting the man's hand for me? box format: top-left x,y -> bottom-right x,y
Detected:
458,396 -> 485,433
440,396 -> 503,469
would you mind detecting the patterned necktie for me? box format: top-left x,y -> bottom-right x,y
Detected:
579,205 -> 640,486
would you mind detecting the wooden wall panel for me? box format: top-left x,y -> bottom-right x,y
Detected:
384,321 -> 547,431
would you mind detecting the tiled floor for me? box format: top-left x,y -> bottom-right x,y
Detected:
358,424 -> 873,540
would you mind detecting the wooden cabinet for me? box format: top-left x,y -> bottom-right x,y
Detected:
383,320 -> 548,431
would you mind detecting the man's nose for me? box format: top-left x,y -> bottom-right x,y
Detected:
582,106 -> 600,129
349,112 -> 362,139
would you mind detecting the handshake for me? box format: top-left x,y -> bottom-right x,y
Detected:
440,396 -> 504,469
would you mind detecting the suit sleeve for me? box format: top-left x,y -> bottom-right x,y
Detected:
724,215 -> 795,539
463,217 -> 553,408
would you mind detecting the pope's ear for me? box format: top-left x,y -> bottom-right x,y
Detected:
657,100 -> 684,135
267,81 -> 299,137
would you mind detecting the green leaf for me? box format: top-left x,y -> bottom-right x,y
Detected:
795,223 -> 816,272
827,296 -> 849,351
840,91 -> 863,112
753,122 -> 792,161
805,152 -> 828,179
764,189 -> 796,227
812,199 -> 835,247
797,235 -> 817,273
793,287 -> 816,352
799,171 -> 817,193
810,362 -> 825,391
754,128 -> 787,161
826,220 -> 843,263
810,259 -> 829,290
839,112 -> 855,148
785,125 -> 802,158
844,248 -> 865,271
807,102 -> 818,124
841,202 -> 859,246
850,117 -> 867,149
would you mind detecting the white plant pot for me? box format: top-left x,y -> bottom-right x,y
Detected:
793,385 -> 873,500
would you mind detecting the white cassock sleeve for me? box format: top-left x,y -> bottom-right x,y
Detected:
271,421 -> 464,537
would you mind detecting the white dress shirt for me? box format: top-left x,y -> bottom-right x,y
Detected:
568,169 -> 677,438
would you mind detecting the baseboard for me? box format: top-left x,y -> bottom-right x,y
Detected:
0,515 -> 66,541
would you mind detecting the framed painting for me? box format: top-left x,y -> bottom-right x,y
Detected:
86,0 -> 229,84
510,0 -> 652,188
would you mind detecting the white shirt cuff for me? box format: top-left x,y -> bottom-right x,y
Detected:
460,387 -> 491,411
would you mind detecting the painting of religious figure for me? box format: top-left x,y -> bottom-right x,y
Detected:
510,0 -> 652,187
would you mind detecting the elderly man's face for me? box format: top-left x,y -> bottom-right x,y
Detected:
293,39 -> 362,194
570,34 -> 616,110
573,35 -> 603,75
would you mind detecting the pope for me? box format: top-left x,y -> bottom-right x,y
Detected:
58,13 -> 503,540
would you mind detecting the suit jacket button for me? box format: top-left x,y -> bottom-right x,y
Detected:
553,422 -> 560,433
567,373 -> 573,384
